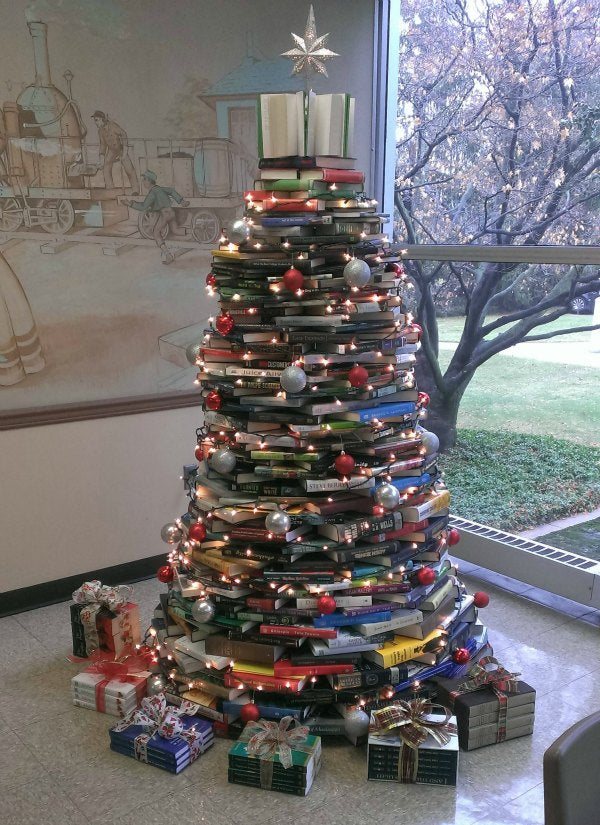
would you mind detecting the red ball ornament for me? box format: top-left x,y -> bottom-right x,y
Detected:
240,703 -> 261,723
317,595 -> 337,615
418,391 -> 430,407
215,313 -> 235,336
188,522 -> 207,543
473,591 -> 490,608
334,453 -> 356,476
282,267 -> 304,292
194,444 -> 204,462
417,566 -> 436,586
348,365 -> 369,388
206,273 -> 217,287
447,527 -> 461,546
385,262 -> 405,276
452,647 -> 471,665
205,390 -> 222,411
157,565 -> 174,583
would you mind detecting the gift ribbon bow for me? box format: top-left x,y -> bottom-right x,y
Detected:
246,716 -> 310,770
72,580 -> 133,656
72,580 -> 132,611
455,656 -> 521,698
113,693 -> 202,764
369,699 -> 457,782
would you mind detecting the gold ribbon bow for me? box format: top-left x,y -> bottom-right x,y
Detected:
245,716 -> 310,770
369,699 -> 457,782
456,656 -> 521,698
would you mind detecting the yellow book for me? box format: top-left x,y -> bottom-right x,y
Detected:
399,489 -> 450,522
363,628 -> 444,668
231,661 -> 304,681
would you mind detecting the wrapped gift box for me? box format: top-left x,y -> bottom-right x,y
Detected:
434,677 -> 535,750
228,721 -> 322,796
367,708 -> 459,786
71,602 -> 141,657
71,670 -> 147,717
110,711 -> 214,773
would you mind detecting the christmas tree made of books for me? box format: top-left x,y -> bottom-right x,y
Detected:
149,11 -> 492,745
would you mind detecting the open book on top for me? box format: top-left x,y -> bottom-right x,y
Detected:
258,91 -> 355,159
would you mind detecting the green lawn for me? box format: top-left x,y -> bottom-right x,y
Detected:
437,350 -> 600,447
432,315 -> 600,531
437,313 -> 594,344
441,430 -> 600,532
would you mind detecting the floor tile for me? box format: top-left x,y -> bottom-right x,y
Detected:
49,751 -> 193,825
0,729 -> 50,793
4,775 -> 84,825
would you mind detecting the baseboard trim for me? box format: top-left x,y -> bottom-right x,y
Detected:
1,554 -> 164,617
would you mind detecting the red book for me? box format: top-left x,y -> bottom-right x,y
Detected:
300,169 -> 364,183
273,660 -> 354,677
246,596 -> 289,611
244,190 -> 276,201
259,624 -> 336,639
262,199 -> 322,213
363,519 -> 429,544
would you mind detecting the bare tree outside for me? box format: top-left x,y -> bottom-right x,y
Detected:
395,0 -> 600,449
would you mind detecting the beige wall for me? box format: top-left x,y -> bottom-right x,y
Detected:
1,408 -> 198,591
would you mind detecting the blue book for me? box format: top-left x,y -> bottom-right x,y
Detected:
372,474 -> 432,497
339,402 -> 416,423
347,564 -> 386,579
313,610 -> 391,628
109,714 -> 213,773
223,701 -> 306,721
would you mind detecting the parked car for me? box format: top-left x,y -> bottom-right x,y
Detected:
569,291 -> 599,314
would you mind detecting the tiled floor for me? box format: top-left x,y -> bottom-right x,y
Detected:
3,571 -> 599,825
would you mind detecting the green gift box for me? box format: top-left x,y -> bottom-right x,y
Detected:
228,719 -> 322,796
367,701 -> 459,786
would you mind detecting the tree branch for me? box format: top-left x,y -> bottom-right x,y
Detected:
522,323 -> 600,342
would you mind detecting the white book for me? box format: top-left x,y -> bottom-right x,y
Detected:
174,637 -> 232,670
355,608 -> 424,637
309,639 -> 381,656
296,595 -> 372,609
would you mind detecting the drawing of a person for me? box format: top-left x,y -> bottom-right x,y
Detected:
0,252 -> 45,386
92,110 -> 140,193
124,170 -> 189,265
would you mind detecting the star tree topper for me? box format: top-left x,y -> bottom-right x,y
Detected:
281,5 -> 339,81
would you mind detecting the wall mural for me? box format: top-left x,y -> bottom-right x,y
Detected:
0,0 -> 373,415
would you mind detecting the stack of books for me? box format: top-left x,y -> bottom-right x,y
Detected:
152,90 -> 492,743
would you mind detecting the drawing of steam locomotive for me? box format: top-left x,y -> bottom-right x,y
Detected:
0,21 -> 251,244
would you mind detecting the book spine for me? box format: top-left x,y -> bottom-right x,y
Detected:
204,636 -> 278,664
331,664 -> 408,689
226,673 -> 303,693
313,610 -> 391,628
259,624 -> 336,639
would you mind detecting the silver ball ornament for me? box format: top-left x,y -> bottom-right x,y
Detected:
209,447 -> 236,474
375,483 -> 400,510
344,708 -> 370,738
191,597 -> 215,624
160,522 -> 183,544
224,218 -> 249,245
419,429 -> 440,455
265,509 -> 292,535
147,674 -> 167,696
343,257 -> 371,288
280,365 -> 307,393
185,342 -> 202,365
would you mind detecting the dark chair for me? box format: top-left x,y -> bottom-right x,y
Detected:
543,709 -> 600,825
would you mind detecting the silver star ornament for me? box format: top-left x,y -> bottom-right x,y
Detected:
282,4 -> 339,78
